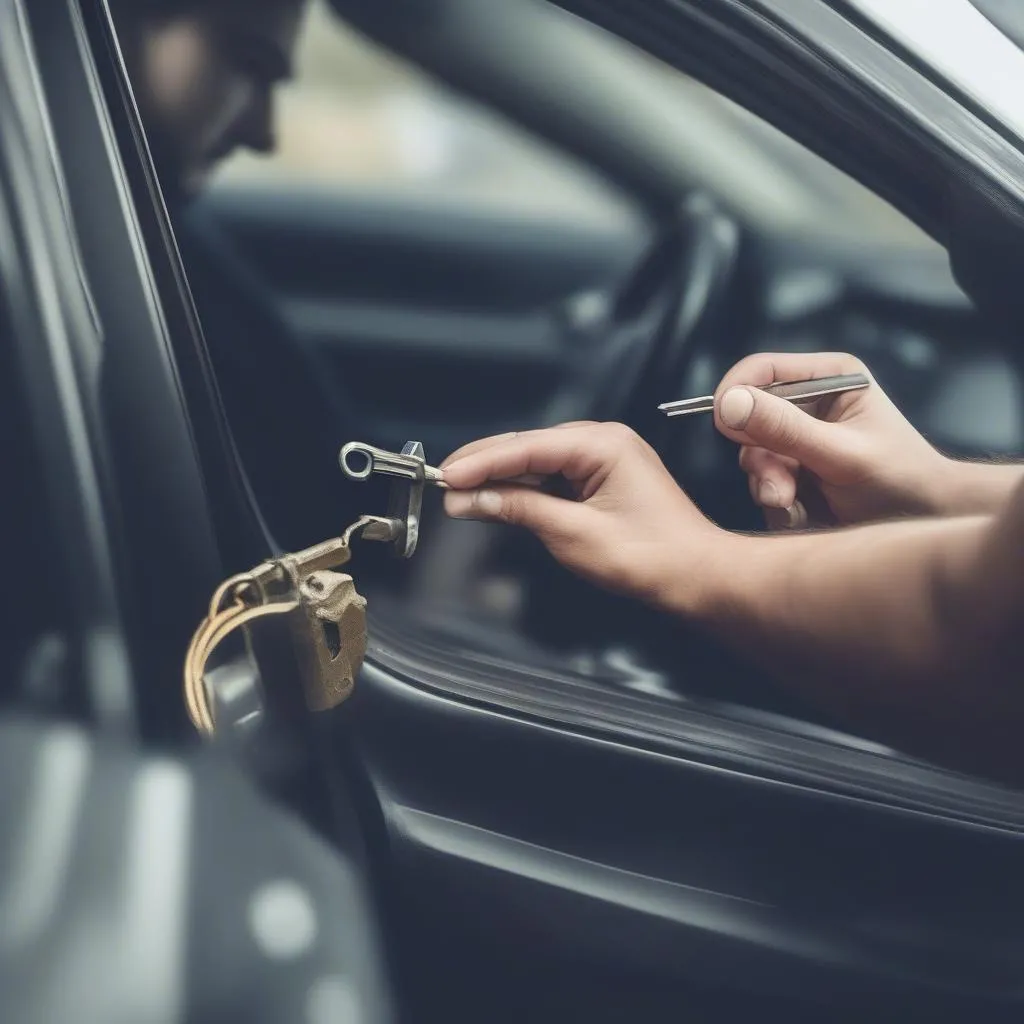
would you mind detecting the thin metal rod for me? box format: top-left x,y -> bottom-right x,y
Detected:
659,373 -> 870,418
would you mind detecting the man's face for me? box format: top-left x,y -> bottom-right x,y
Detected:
134,0 -> 305,199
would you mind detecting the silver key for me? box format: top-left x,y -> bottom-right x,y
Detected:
658,372 -> 871,418
339,440 -> 446,560
339,441 -> 448,489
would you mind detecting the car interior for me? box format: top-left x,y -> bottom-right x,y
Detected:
8,0 -> 1024,1020
185,0 -> 1021,722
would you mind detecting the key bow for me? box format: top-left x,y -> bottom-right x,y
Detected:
339,441 -> 446,487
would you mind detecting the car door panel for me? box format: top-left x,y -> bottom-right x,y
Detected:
195,186 -> 647,451
350,660 -> 1024,1018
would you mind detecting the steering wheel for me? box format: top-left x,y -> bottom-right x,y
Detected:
552,192 -> 741,464
407,193 -> 743,643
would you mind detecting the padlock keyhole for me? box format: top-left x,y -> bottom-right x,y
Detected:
321,620 -> 342,660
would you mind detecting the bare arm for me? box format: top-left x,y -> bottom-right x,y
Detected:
669,487 -> 1024,780
443,425 -> 1024,783
935,459 -> 1024,517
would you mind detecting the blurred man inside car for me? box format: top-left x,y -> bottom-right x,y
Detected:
113,0 -> 304,204
109,0 -> 360,549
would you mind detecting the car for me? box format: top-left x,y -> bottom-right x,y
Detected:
4,0 -> 1024,1021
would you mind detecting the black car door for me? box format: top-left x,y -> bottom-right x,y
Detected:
2,2 -> 401,1022
49,0 -> 1024,1022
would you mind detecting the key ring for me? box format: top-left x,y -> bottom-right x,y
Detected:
184,525 -> 382,737
183,575 -> 298,737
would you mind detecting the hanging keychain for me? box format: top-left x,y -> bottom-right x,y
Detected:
184,441 -> 441,738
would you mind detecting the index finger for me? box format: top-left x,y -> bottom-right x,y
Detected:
440,421 -> 599,468
443,425 -> 615,490
715,352 -> 866,399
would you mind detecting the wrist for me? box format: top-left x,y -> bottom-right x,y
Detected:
930,456 -> 1024,517
655,525 -> 750,620
918,454 -> 962,517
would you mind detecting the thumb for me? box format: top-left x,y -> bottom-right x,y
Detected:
445,484 -> 589,539
717,386 -> 845,475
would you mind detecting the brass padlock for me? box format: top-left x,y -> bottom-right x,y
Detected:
184,444 -> 436,738
290,570 -> 367,713
184,520 -> 384,737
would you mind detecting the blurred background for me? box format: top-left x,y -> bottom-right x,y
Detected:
214,0 -> 930,244
215,0 -> 621,222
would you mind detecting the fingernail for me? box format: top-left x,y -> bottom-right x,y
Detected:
476,490 -> 503,516
759,480 -> 781,507
720,388 -> 755,430
784,501 -> 808,529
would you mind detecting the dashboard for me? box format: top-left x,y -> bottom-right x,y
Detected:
760,242 -> 1024,459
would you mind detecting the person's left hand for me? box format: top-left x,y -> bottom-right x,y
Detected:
713,352 -> 948,529
440,422 -> 724,611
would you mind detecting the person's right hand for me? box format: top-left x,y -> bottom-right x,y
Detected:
439,422 -> 724,612
713,352 -> 948,528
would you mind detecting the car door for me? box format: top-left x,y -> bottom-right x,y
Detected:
2,3 -> 396,1023
64,0 -> 1024,1023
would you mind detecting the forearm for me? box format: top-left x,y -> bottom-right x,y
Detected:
931,457 -> 1024,517
668,496 -> 1024,779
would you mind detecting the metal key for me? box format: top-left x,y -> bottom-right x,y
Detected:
339,441 -> 448,489
339,441 -> 446,559
659,372 -> 871,418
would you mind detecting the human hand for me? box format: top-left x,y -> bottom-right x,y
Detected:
440,422 -> 723,610
713,352 -> 948,528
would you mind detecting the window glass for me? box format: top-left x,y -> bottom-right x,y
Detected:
108,0 -> 950,558
212,0 -> 934,250
213,0 -> 626,224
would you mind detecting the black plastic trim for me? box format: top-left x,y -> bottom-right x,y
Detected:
366,611 -> 1024,832
0,0 -> 135,730
353,664 -> 1024,1012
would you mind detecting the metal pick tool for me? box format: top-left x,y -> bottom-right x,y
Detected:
658,372 -> 871,418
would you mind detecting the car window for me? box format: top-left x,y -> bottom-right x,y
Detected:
211,0 -> 628,226
107,0 -> 961,547
210,0 -> 931,249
